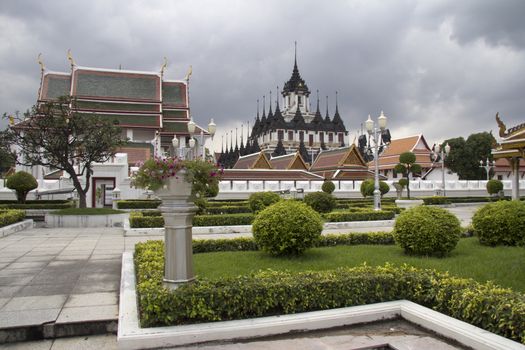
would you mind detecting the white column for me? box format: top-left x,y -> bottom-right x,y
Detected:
512,157 -> 520,200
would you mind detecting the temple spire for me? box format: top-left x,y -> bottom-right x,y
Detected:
262,95 -> 266,118
269,90 -> 273,115
335,91 -> 339,114
325,95 -> 329,119
294,41 -> 297,69
316,89 -> 320,113
257,99 -> 260,119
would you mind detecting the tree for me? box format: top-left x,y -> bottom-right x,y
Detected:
6,171 -> 37,203
394,152 -> 421,199
0,128 -> 16,177
6,96 -> 126,208
360,179 -> 390,198
444,132 -> 496,179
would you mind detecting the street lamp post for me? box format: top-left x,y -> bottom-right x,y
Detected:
208,118 -> 217,161
479,158 -> 495,181
432,143 -> 451,196
365,111 -> 387,211
187,118 -> 196,160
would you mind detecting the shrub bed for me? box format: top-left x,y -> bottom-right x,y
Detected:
323,210 -> 395,222
129,211 -> 164,228
0,200 -> 75,209
205,205 -> 251,214
206,200 -> 249,207
472,201 -> 525,246
0,209 -> 26,227
248,192 -> 281,213
422,196 -> 452,205
116,200 -> 161,209
133,251 -> 525,344
193,213 -> 254,227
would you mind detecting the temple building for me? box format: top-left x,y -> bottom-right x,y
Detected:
241,49 -> 349,165
37,57 -> 209,168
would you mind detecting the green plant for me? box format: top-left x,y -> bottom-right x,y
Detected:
0,200 -> 74,209
193,213 -> 254,226
248,191 -> 281,213
5,171 -> 38,204
486,179 -> 504,195
253,200 -> 323,256
321,180 -> 335,194
323,210 -> 395,222
131,157 -> 222,195
52,208 -> 125,215
422,196 -> 452,205
394,152 -> 421,199
0,209 -> 25,227
393,206 -> 461,256
134,251 -> 525,344
360,179 -> 390,198
472,201 -> 525,246
129,211 -> 164,228
116,200 -> 161,209
398,178 -> 408,188
304,191 -> 336,213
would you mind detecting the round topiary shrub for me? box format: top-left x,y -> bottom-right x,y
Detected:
304,191 -> 336,213
472,201 -> 525,246
6,171 -> 38,204
393,206 -> 461,256
486,179 -> 503,195
248,191 -> 281,213
360,179 -> 390,198
253,200 -> 323,256
321,180 -> 335,194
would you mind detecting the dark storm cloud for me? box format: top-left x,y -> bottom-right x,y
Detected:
0,0 -> 524,150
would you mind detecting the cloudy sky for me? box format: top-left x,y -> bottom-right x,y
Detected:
1,0 -> 524,150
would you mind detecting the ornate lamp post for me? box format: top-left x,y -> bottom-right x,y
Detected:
479,158 -> 495,180
187,118 -> 196,160
365,111 -> 387,211
208,118 -> 217,160
431,143 -> 451,196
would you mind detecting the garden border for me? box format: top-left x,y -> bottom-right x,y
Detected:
0,219 -> 33,237
118,252 -> 523,350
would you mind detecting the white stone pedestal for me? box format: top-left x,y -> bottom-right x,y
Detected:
155,171 -> 197,290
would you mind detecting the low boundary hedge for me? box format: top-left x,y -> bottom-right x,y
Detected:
134,248 -> 525,343
323,210 -> 395,222
0,200 -> 74,209
0,209 -> 25,227
205,205 -> 251,214
117,200 -> 161,209
129,211 -> 255,228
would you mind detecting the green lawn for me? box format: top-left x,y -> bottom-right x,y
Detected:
194,237 -> 525,292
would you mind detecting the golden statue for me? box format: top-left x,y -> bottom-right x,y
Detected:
160,57 -> 167,76
67,49 -> 76,68
184,65 -> 192,82
37,53 -> 45,72
495,112 -> 508,137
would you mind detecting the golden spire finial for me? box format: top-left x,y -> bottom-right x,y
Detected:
184,65 -> 193,82
67,49 -> 76,68
8,115 -> 14,126
37,53 -> 45,72
160,57 -> 167,76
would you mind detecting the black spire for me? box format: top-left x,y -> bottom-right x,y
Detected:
311,89 -> 324,130
324,95 -> 333,132
240,124 -> 246,156
332,91 -> 346,133
290,106 -> 306,129
298,139 -> 309,164
260,95 -> 267,134
282,42 -> 310,95
271,86 -> 287,130
272,138 -> 287,157
263,91 -> 273,133
252,99 -> 260,138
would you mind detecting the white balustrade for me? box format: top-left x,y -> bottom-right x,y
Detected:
232,181 -> 247,191
280,181 -> 294,191
264,181 -> 279,191
310,181 -> 323,191
339,181 -> 353,191
296,181 -> 310,191
249,181 -> 263,191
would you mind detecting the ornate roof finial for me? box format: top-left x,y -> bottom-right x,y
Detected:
325,95 -> 329,118
316,89 -> 320,112
160,57 -> 168,76
294,41 -> 297,67
37,53 -> 45,72
335,91 -> 339,113
256,99 -> 260,119
66,49 -> 76,69
184,65 -> 193,82
262,95 -> 266,118
269,90 -> 273,114
276,86 -> 280,108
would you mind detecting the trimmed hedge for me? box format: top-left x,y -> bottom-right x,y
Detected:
129,212 -> 164,228
133,250 -> 525,344
323,210 -> 395,222
206,201 -> 249,207
248,192 -> 281,213
205,205 -> 251,214
0,209 -> 26,227
472,201 -> 525,246
116,200 -> 161,209
422,196 -> 452,205
304,192 -> 336,213
193,213 -> 254,227
0,200 -> 75,209
52,208 -> 125,215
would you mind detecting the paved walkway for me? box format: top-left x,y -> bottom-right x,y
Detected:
0,204 -> 483,348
